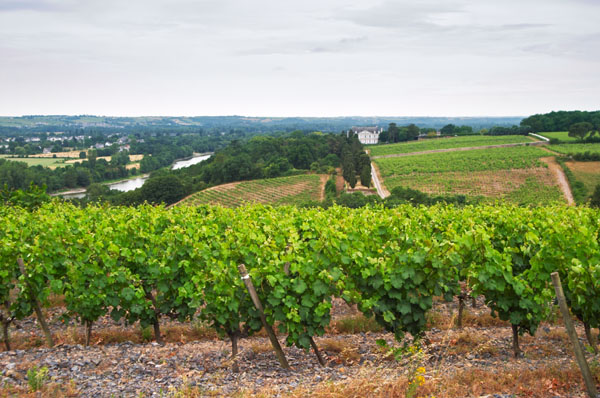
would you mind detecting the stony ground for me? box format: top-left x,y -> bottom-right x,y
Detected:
0,297 -> 598,397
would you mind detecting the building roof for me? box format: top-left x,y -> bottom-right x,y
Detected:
352,126 -> 380,133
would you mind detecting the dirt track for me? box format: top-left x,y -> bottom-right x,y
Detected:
540,157 -> 575,205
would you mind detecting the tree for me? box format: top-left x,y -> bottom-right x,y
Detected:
440,124 -> 456,136
388,123 -> 399,143
139,175 -> 186,205
406,124 -> 420,141
568,122 -> 594,141
360,165 -> 371,187
79,151 -> 87,159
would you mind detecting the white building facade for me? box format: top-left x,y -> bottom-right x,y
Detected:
351,126 -> 382,145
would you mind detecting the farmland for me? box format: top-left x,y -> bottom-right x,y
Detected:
369,135 -> 538,157
564,161 -> 600,201
551,143 -> 600,156
374,146 -> 564,204
538,131 -> 578,142
176,174 -> 326,207
0,203 -> 599,397
0,155 -> 68,169
374,146 -> 548,175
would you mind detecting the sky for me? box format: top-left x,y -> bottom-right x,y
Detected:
0,0 -> 599,117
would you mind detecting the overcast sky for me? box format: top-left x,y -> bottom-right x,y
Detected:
1,0 -> 598,117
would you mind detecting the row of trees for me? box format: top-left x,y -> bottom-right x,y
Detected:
341,133 -> 371,188
0,153 -> 133,192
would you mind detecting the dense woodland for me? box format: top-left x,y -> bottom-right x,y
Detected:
521,111 -> 600,133
99,132 -> 348,206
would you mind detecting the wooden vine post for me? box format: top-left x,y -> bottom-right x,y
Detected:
17,258 -> 54,347
238,264 -> 290,369
551,272 -> 597,398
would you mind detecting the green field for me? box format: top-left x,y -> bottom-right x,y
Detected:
564,161 -> 600,201
538,131 -> 578,142
0,155 -> 68,168
177,174 -> 325,207
374,146 -> 548,175
369,135 -> 538,157
551,143 -> 600,156
375,146 -> 564,204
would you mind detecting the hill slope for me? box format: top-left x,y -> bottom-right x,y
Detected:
175,174 -> 327,207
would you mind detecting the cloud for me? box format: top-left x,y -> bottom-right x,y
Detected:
0,0 -> 598,116
0,0 -> 61,12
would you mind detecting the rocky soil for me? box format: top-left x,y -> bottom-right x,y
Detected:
0,297 -> 597,397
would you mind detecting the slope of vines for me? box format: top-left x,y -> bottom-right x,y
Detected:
0,202 -> 598,363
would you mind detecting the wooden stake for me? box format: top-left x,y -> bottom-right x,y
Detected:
17,258 -> 54,347
551,272 -> 597,398
238,264 -> 290,369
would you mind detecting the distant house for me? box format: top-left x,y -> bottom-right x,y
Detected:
351,126 -> 382,145
43,147 -> 52,154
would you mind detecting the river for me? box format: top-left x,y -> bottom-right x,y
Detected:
171,153 -> 211,170
55,153 -> 212,197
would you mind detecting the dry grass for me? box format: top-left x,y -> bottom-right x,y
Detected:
249,342 -> 274,355
0,383 -> 79,398
461,309 -> 509,328
6,322 -> 218,351
427,308 -> 508,330
319,338 -> 361,364
265,363 -> 589,398
327,314 -> 383,334
445,331 -> 491,355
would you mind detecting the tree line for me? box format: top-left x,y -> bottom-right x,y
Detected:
521,110 -> 600,134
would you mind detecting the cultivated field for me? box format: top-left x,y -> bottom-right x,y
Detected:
551,143 -> 600,156
65,154 -> 144,165
538,131 -> 578,142
369,135 -> 538,157
564,161 -> 600,200
176,174 -> 327,207
29,150 -> 85,158
374,146 -> 564,204
0,155 -> 68,169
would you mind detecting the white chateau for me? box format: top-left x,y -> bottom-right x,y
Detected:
351,126 -> 382,145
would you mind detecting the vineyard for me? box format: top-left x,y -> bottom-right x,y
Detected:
0,202 -> 599,395
383,169 -> 564,204
175,174 -> 326,208
373,146 -> 563,203
369,135 -> 538,157
551,143 -> 600,156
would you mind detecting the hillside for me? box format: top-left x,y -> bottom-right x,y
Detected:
175,174 -> 328,207
374,141 -> 564,204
